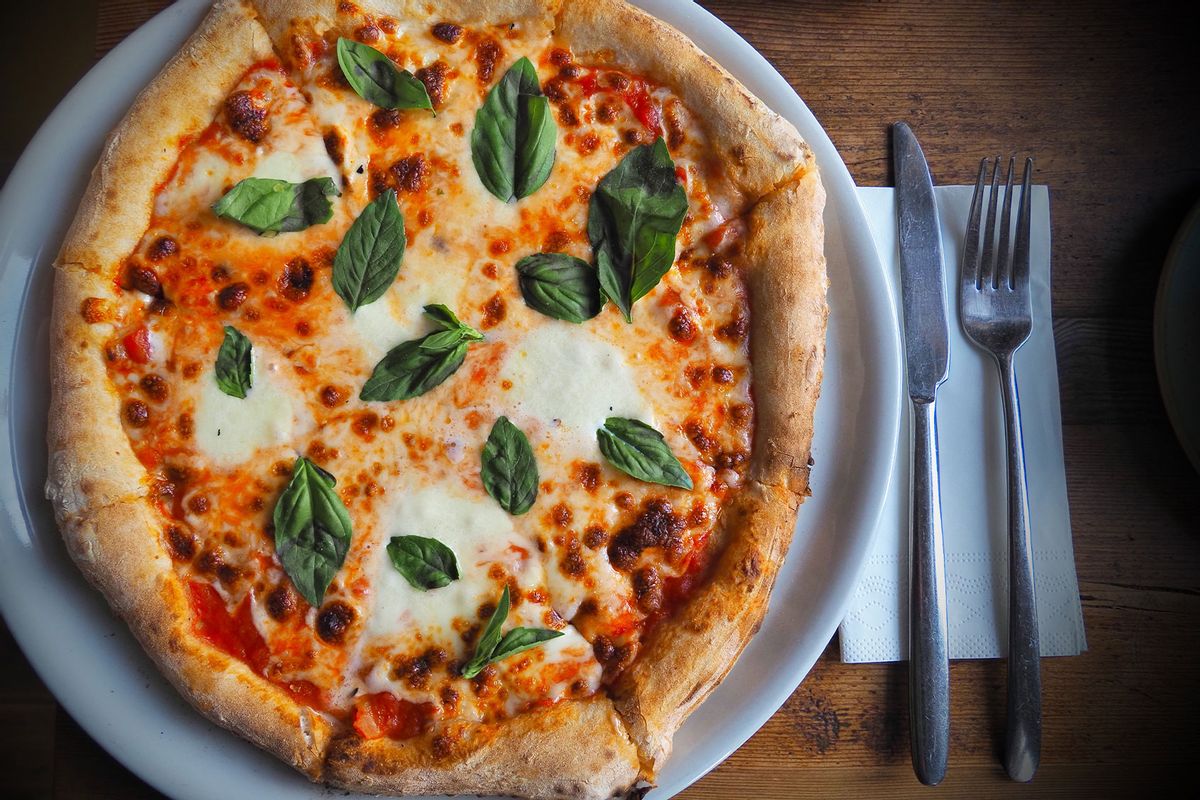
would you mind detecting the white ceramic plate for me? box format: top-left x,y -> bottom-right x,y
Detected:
0,1 -> 901,797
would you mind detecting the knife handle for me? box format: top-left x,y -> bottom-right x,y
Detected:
909,397 -> 950,786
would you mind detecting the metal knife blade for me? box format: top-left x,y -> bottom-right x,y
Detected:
893,121 -> 951,787
894,122 -> 950,400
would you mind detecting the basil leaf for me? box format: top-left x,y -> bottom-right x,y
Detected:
462,585 -> 510,679
471,57 -> 556,202
597,417 -> 694,490
272,457 -> 353,607
515,253 -> 602,323
492,626 -> 564,662
212,177 -> 338,235
336,37 -> 432,111
422,303 -> 483,337
461,586 -> 563,678
214,325 -> 252,399
481,416 -> 538,515
587,139 -> 688,321
360,306 -> 482,401
332,189 -> 406,312
387,535 -> 459,590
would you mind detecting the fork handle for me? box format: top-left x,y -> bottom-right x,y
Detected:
997,353 -> 1042,781
909,397 -> 950,786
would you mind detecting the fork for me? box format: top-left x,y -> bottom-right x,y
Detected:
959,155 -> 1041,783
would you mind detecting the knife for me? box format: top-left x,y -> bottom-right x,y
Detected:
893,121 -> 951,786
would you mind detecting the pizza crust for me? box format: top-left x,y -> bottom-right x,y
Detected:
47,0 -> 827,796
324,697 -> 638,799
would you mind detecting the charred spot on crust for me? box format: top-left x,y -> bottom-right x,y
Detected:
123,399 -> 150,427
320,385 -> 346,407
225,90 -> 270,143
164,525 -> 195,561
316,601 -> 356,644
139,373 -> 168,402
279,257 -> 314,302
474,38 -> 501,83
266,585 -> 297,621
668,306 -> 698,343
217,281 -> 250,310
607,498 -> 685,572
632,567 -> 663,613
583,525 -> 608,549
415,61 -> 448,107
431,22 -> 463,44
147,236 -> 178,262
391,153 -> 428,193
124,262 -> 162,298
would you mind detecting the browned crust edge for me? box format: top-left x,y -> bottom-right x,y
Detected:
47,0 -> 827,796
612,172 -> 828,776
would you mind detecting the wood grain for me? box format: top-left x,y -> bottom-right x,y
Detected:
2,1 -> 1199,798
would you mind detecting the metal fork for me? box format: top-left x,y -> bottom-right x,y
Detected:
959,156 -> 1041,783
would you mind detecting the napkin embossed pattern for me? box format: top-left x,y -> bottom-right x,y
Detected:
840,186 -> 1087,663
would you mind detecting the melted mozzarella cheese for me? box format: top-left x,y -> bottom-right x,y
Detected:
193,350 -> 299,466
497,323 -> 657,456
251,147 -> 339,184
364,483 -> 542,646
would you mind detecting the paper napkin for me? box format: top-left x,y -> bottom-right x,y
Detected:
837,186 -> 1087,662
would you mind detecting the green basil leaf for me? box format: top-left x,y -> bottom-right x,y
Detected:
272,457 -> 354,607
214,325 -> 252,399
587,138 -> 688,321
212,177 -> 338,235
515,253 -> 602,323
422,303 -> 483,338
360,306 -> 482,401
492,626 -> 564,662
481,416 -> 538,515
387,535 -> 459,590
597,417 -> 693,490
462,585 -> 511,679
471,57 -> 556,202
332,189 -> 406,312
336,37 -> 433,111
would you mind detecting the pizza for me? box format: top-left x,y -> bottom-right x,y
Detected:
45,0 -> 827,796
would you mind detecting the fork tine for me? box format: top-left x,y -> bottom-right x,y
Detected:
963,158 -> 988,291
979,158 -> 1002,289
994,156 -> 1017,289
1011,157 -> 1034,291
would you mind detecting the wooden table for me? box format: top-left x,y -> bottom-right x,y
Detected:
3,1 -> 1199,797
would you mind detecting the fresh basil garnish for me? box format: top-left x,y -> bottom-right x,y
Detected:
212,177 -> 338,235
333,189 -> 406,312
461,585 -> 563,679
214,325 -> 252,399
514,253 -> 602,324
336,37 -> 433,111
597,417 -> 693,490
587,138 -> 688,321
360,305 -> 483,401
471,57 -> 556,202
481,416 -> 538,515
387,535 -> 459,591
272,456 -> 354,607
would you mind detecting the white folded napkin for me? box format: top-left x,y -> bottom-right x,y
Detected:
837,186 -> 1087,662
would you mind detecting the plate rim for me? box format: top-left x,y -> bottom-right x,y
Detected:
0,1 -> 902,797
1153,195 -> 1200,474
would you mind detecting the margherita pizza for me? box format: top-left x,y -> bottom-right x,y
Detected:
45,0 -> 827,796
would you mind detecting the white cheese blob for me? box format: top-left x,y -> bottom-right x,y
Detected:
192,350 -> 297,467
251,147 -> 339,185
365,483 -> 543,647
497,323 -> 656,455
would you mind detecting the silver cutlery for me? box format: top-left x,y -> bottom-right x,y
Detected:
959,156 -> 1041,782
893,122 -> 951,786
